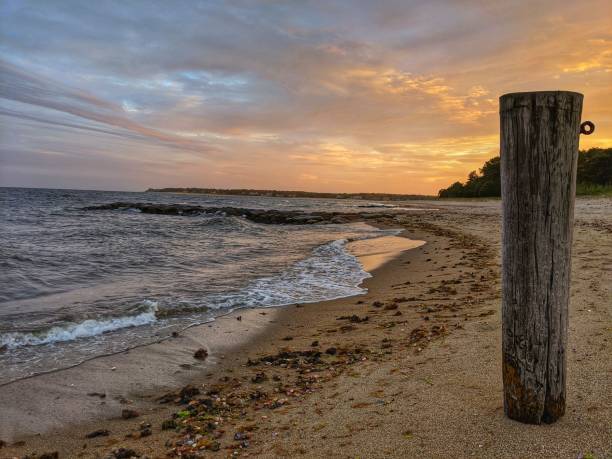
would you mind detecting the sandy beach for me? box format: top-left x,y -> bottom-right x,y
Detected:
1,198 -> 610,459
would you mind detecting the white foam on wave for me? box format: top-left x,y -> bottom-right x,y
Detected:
246,238 -> 370,305
214,229 -> 401,310
0,227 -> 403,351
0,300 -> 159,349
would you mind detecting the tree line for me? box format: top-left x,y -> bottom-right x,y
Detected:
438,147 -> 612,198
147,187 -> 434,201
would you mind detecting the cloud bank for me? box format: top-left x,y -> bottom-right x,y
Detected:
1,0 -> 610,193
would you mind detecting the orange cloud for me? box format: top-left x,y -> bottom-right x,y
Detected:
1,0 -> 611,193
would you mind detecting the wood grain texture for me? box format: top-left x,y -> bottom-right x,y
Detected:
500,91 -> 583,424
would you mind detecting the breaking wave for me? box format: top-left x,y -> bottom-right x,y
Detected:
217,238 -> 372,310
1,232 -> 399,351
0,301 -> 159,349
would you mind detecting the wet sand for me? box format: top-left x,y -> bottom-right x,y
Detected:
346,235 -> 425,272
1,198 -> 610,458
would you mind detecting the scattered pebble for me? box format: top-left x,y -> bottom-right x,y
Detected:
111,448 -> 140,458
194,348 -> 208,360
85,429 -> 110,438
121,409 -> 140,420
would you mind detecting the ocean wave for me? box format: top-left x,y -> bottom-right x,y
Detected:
0,300 -> 159,349
0,228 -> 399,351
212,235 -> 382,310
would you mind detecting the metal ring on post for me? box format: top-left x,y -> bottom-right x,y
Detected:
580,121 -> 595,135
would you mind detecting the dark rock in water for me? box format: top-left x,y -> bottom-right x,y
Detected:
325,347 -> 337,355
86,392 -> 106,398
282,336 -> 293,341
81,202 -> 384,226
0,344 -> 7,354
311,340 -> 319,347
121,408 -> 139,419
112,448 -> 140,458
193,348 -> 208,360
171,331 -> 179,338
85,429 -> 110,438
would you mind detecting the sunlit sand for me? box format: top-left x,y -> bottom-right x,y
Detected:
348,234 -> 426,271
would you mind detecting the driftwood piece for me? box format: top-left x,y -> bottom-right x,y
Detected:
500,91 -> 583,424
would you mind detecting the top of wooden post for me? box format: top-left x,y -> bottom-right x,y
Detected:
500,91 -> 583,113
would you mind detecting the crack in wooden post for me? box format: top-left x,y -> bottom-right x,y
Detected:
500,91 -> 583,424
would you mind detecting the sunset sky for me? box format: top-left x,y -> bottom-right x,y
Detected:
1,1 -> 610,194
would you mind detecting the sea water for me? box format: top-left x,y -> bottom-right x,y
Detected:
0,187 -> 410,384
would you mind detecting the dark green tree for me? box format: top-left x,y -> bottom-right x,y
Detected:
438,156 -> 501,197
577,148 -> 612,185
438,149 -> 611,197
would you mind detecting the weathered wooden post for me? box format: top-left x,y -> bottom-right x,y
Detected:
500,91 -> 592,424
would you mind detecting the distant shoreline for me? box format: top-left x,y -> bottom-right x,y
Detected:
146,187 -> 437,201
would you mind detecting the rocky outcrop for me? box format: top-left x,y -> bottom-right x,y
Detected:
82,202 -> 396,225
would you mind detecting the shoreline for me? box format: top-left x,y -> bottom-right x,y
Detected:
0,230 -> 422,388
1,199 -> 610,458
0,228 -> 424,442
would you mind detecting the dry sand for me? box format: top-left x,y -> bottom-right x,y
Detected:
1,198 -> 610,459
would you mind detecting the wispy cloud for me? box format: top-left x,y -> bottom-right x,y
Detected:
1,0 -> 610,193
0,60 -> 219,155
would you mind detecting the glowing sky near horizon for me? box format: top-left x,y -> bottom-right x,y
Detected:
1,0 -> 611,194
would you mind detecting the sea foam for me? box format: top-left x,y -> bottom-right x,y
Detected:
0,301 -> 158,349
1,230 -> 400,351
213,230 -> 401,311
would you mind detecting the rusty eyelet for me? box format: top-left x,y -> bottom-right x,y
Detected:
580,121 -> 595,135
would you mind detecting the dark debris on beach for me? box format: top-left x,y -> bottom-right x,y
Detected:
158,345 -> 375,457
